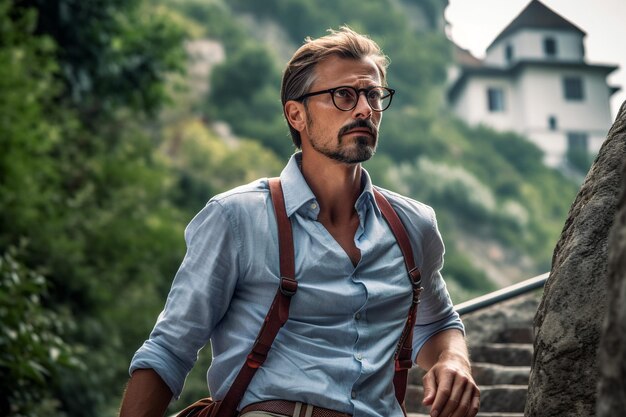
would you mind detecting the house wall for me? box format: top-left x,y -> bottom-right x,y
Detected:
485,29 -> 585,67
451,76 -> 521,131
452,66 -> 613,167
517,66 -> 613,131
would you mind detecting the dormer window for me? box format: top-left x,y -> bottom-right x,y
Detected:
544,37 -> 557,57
505,44 -> 514,63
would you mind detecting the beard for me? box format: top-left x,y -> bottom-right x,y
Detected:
307,117 -> 379,164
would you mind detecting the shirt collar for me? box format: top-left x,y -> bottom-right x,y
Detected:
279,153 -> 317,217
357,167 -> 381,217
279,152 -> 381,218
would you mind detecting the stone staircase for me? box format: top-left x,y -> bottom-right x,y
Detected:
405,292 -> 541,417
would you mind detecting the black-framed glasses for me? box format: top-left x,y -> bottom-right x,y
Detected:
293,85 -> 395,112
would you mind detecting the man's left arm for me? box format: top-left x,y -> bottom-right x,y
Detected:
416,329 -> 480,417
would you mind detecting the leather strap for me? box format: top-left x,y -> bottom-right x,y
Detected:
373,188 -> 423,407
240,400 -> 351,417
215,178 -> 297,417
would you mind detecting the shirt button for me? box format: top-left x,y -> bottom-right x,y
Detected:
310,202 -> 318,210
355,312 -> 361,320
351,390 -> 357,399
355,353 -> 363,361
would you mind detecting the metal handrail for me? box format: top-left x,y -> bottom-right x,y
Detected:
455,272 -> 550,316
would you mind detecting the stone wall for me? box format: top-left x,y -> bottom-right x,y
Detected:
525,101 -> 626,417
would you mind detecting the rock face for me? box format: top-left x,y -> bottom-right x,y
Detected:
525,102 -> 626,417
596,111 -> 626,415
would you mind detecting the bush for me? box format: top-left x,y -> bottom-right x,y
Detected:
0,247 -> 79,417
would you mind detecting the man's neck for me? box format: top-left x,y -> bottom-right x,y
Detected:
300,151 -> 362,225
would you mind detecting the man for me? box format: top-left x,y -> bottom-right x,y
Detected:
120,27 -> 479,417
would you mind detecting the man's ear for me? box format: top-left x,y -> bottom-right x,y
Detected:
284,101 -> 306,133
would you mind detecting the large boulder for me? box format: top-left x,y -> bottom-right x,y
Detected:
596,110 -> 626,415
525,101 -> 626,417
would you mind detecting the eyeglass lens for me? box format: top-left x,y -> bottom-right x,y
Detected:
332,87 -> 392,111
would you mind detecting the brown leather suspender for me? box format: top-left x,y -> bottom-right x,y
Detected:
212,179 -> 298,417
212,178 -> 421,416
373,188 -> 424,408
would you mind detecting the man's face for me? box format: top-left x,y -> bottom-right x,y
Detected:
301,55 -> 383,164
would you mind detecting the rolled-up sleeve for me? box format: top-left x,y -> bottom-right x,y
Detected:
129,200 -> 241,398
411,209 -> 464,363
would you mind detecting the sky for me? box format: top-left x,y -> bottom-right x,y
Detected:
445,0 -> 626,120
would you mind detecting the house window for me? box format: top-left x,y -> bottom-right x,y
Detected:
563,77 -> 584,101
544,37 -> 557,57
567,132 -> 588,151
548,115 -> 558,131
505,44 -> 514,63
487,87 -> 505,112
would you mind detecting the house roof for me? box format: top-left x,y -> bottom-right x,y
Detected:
453,44 -> 483,68
448,60 -> 618,102
487,0 -> 586,51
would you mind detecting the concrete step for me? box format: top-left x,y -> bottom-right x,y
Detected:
405,384 -> 527,414
408,362 -> 530,386
471,363 -> 530,385
479,385 -> 527,412
470,343 -> 533,366
497,326 -> 534,344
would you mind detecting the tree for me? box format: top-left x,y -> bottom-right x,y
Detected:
0,247 -> 78,417
207,42 -> 291,158
1,0 -> 188,415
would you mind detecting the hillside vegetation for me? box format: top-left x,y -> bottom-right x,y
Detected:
0,0 -> 580,415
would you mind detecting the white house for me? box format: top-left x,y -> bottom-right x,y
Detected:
447,0 -> 620,167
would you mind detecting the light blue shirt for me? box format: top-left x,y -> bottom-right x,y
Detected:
130,153 -> 463,417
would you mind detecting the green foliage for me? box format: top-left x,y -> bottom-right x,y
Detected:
229,0 -> 328,43
155,0 -> 248,52
161,119 -> 284,213
440,242 -> 496,302
22,0 -> 186,119
0,247 -> 78,417
401,0 -> 447,30
32,119 -> 189,416
1,0 -> 191,415
0,0 -> 59,249
207,42 -> 292,158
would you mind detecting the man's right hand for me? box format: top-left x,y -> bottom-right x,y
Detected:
119,369 -> 173,417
